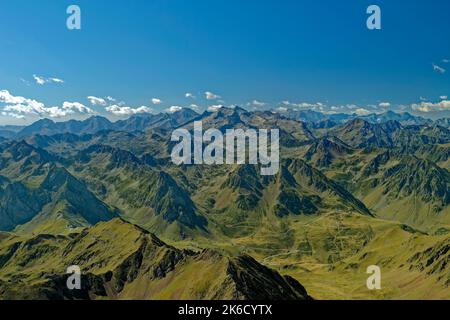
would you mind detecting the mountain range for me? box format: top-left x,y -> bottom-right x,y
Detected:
0,109 -> 448,140
0,107 -> 449,300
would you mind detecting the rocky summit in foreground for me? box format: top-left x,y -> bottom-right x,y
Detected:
0,219 -> 310,300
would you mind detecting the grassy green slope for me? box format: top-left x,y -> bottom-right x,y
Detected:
0,219 -> 310,300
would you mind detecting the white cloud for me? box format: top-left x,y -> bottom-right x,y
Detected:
185,93 -> 196,99
62,102 -> 94,114
0,89 -> 94,119
87,96 -> 107,106
205,91 -> 221,100
280,101 -> 328,112
251,100 -> 266,107
440,95 -> 448,100
136,106 -> 154,113
443,59 -> 449,63
281,101 -> 322,109
166,106 -> 183,113
33,74 -> 64,85
49,77 -> 64,84
106,105 -> 154,116
411,100 -> 450,113
207,104 -> 224,112
189,104 -> 200,111
20,78 -> 31,86
151,98 -> 162,105
275,106 -> 288,112
354,108 -> 372,116
0,90 -> 53,117
432,63 -> 446,74
0,90 -> 31,105
1,112 -> 25,119
33,75 -> 46,85
277,100 -> 387,115
106,96 -> 116,102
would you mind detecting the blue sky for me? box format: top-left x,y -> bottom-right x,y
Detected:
0,0 -> 449,125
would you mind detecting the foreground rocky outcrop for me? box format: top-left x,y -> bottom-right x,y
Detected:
0,219 -> 310,300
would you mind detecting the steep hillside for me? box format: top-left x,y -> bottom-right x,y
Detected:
15,166 -> 119,234
0,219 -> 310,300
189,159 -> 370,239
304,137 -> 353,167
0,142 -> 117,233
330,119 -> 394,148
278,159 -> 371,217
408,238 -> 450,287
238,212 -> 450,300
357,155 -> 450,228
0,178 -> 48,231
72,144 -> 207,235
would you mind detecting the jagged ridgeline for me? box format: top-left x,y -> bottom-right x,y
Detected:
0,107 -> 449,300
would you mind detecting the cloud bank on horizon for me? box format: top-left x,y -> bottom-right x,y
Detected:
1,86 -> 449,125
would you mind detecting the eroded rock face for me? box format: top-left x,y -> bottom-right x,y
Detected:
409,238 -> 450,287
226,255 -> 310,300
